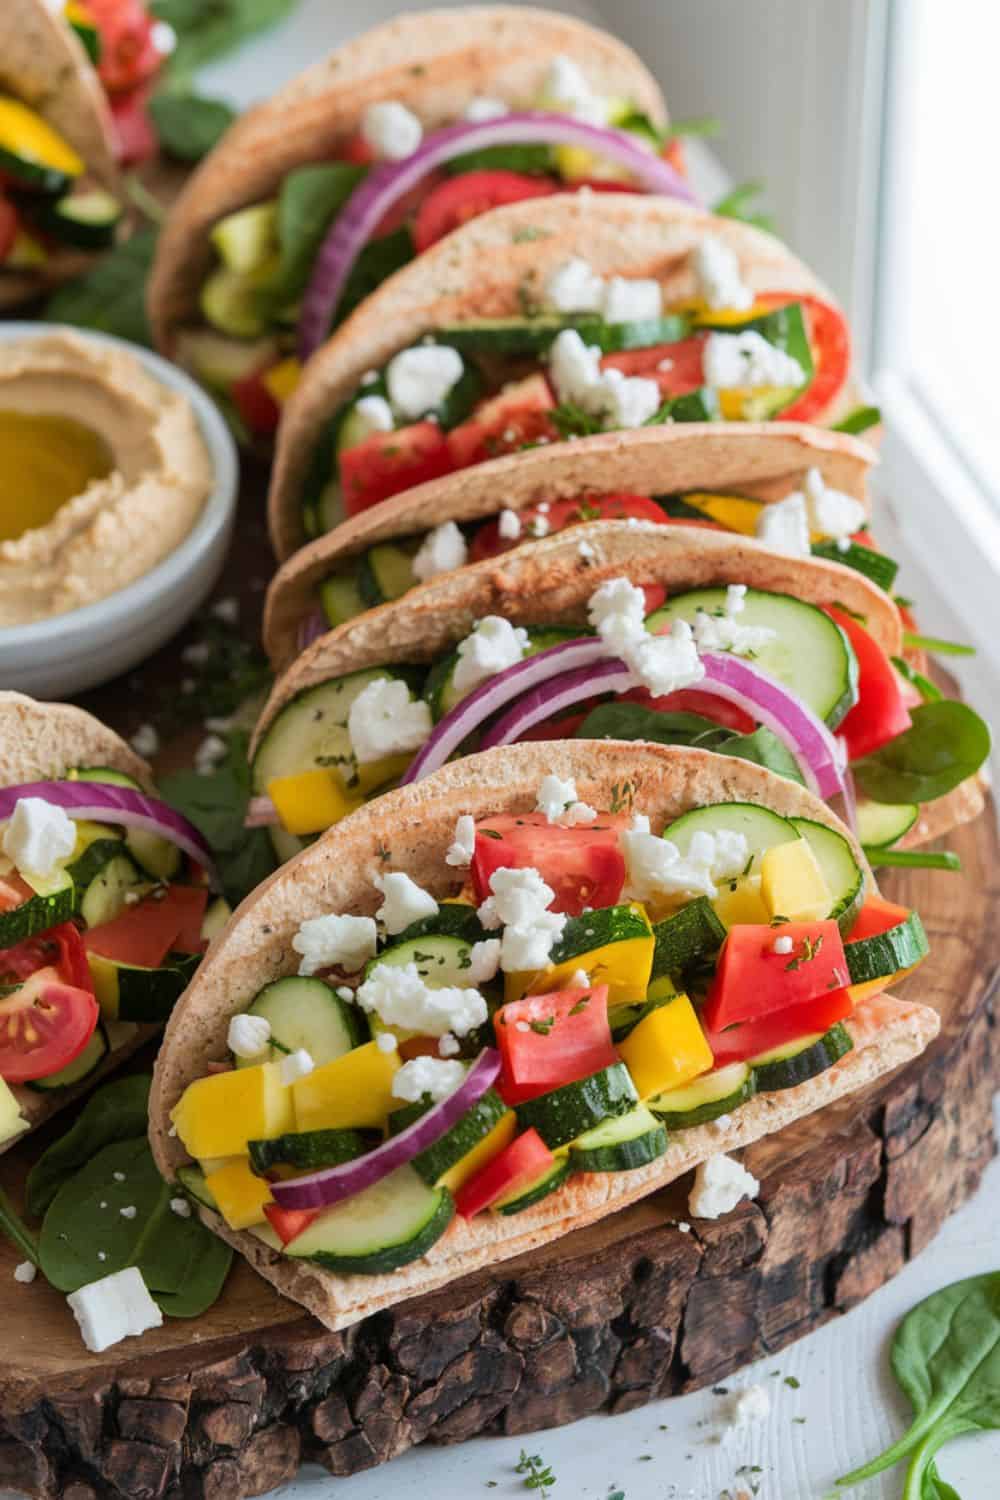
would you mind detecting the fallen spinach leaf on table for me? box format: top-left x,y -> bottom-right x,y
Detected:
149,90 -> 236,161
26,1074 -> 151,1216
853,701 -> 991,805
160,730 -> 276,908
838,1271 -> 1000,1500
44,229 -> 157,347
259,162 -> 365,316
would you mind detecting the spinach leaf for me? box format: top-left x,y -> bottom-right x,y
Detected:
0,1185 -> 38,1267
261,162 -> 365,316
151,0 -> 298,82
711,725 -> 806,784
149,90 -> 236,161
833,405 -> 882,436
44,229 -> 157,346
839,1272 -> 1000,1499
853,701 -> 991,805
443,143 -> 553,176
160,730 -> 276,907
39,1136 -> 232,1316
576,704 -> 805,784
26,1074 -> 150,1216
335,227 -> 414,327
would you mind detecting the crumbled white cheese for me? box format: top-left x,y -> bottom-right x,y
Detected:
688,1153 -> 760,1219
540,54 -> 606,124
548,328 -> 604,405
375,1030 -> 398,1054
477,865 -> 567,972
466,938 -> 502,985
631,812 -> 651,834
130,723 -> 159,758
360,99 -> 423,160
66,1267 -> 163,1354
754,493 -> 811,557
437,1032 -> 461,1057
500,910 -> 567,971
588,575 -> 648,655
714,1113 -> 734,1132
119,1206 -> 137,1220
621,830 -> 715,902
727,1383 -> 771,1430
170,1197 -> 191,1219
227,1012 -> 272,1059
385,343 -> 464,420
412,521 -> 468,583
391,1056 -> 466,1104
279,1048 -> 315,1085
347,677 -> 432,764
463,96 -> 508,122
627,621 -> 705,696
602,276 -> 663,324
2,798 -> 76,878
596,367 -> 661,429
534,774 -> 597,827
803,466 -> 866,540
693,235 -> 754,313
569,968 -> 590,989
13,1261 -> 36,1284
212,596 -> 239,625
529,514 -> 550,537
547,329 -> 659,431
687,829 -> 750,883
350,393 -> 395,439
676,1221 -> 691,1234
544,257 -> 606,314
112,1172 -> 126,1183
356,962 -> 488,1037
375,871 -> 439,934
498,508 -> 522,541
451,616 -> 530,699
293,912 -> 377,975
703,330 -> 805,390
195,734 -> 227,775
692,582 -> 776,657
445,814 -> 475,867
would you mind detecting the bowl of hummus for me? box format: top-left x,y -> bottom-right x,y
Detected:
0,323 -> 238,697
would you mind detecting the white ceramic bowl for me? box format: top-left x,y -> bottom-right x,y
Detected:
0,322 -> 239,699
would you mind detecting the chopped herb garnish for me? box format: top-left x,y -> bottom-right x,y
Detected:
529,1016 -> 556,1036
516,1450 -> 557,1495
784,1375 -> 800,1389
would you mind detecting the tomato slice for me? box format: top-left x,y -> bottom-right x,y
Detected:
339,420 -> 455,516
468,492 -> 666,563
0,195 -> 19,265
109,85 -> 157,166
0,921 -> 92,992
471,811 -> 628,917
824,606 -> 912,760
414,170 -> 558,252
264,1202 -> 319,1245
602,336 -> 706,397
84,0 -> 163,95
756,294 -> 851,425
0,966 -> 99,1083
702,921 -> 849,1032
496,985 -> 616,1105
231,364 -> 282,437
445,375 -> 557,471
845,893 -> 914,944
85,887 -> 199,970
705,986 -> 854,1069
617,686 -> 756,735
455,1128 -> 554,1219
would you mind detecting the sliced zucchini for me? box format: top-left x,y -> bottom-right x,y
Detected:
320,572 -> 366,628
88,951 -> 199,1024
248,1127 -> 375,1178
392,901 -> 489,947
367,933 -> 485,990
200,265 -> 269,339
789,817 -> 865,933
661,802 -> 799,874
515,1063 -> 638,1151
811,540 -> 899,593
65,836 -> 124,893
610,974 -> 681,1042
646,588 -> 858,727
570,1105 -> 667,1173
27,1025 -> 108,1092
750,1022 -> 853,1093
283,1165 -> 454,1274
210,201 -> 279,276
72,768 -> 182,882
494,1155 -> 573,1214
358,542 -> 418,609
79,852 -> 143,929
236,976 -> 364,1068
648,1061 -> 755,1129
856,799 -> 919,850
548,904 -> 651,965
30,188 -> 123,250
388,1088 -> 507,1188
424,626 -> 580,719
0,881 -> 76,947
844,911 -> 928,985
650,897 -> 727,979
176,1164 -> 217,1211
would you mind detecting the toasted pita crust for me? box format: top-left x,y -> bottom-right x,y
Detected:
268,193 -> 866,559
0,693 -> 155,1149
147,7 -> 667,350
264,421 -> 878,668
254,519 -> 902,748
149,742 -> 938,1333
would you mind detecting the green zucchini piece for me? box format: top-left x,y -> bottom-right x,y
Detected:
811,540 -> 898,593
358,542 -> 418,608
27,1025 -> 108,1092
547,903 -> 652,967
388,1088 -> 507,1187
283,1165 -> 454,1274
844,912 -> 928,985
320,571 -> 365,628
237,976 -> 364,1068
176,1164 -> 217,1211
660,802 -> 800,872
30,188 -> 123,250
648,1062 -> 755,1129
89,951 -> 199,1024
650,897 -> 726,979
79,852 -> 143,929
515,1063 -> 638,1151
494,1155 -> 573,1214
366,932 -> 486,990
248,1128 -> 376,1178
855,799 -> 919,849
750,1022 -> 853,1092
570,1105 -> 667,1172
0,882 -> 76,947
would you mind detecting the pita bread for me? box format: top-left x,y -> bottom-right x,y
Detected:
0,0 -> 121,308
149,741 -> 938,1333
263,422 -> 878,668
268,192 -> 867,559
147,6 -> 667,350
0,693 -> 156,1150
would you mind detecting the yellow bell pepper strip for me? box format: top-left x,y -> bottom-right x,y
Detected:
291,1041 -> 400,1131
506,904 -> 654,1008
618,993 -> 714,1100
261,356 -> 301,406
267,769 -> 362,836
438,1110 -> 518,1194
170,1061 -> 294,1159
712,873 -> 770,929
760,839 -> 832,923
677,492 -> 765,536
0,99 -> 84,179
204,1157 -> 273,1230
351,753 -> 414,797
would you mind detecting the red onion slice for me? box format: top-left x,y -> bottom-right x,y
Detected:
298,608 -> 328,653
299,112 -> 696,357
271,1048 -> 501,1211
0,780 -> 215,876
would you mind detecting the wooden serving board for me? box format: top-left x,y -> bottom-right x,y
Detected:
0,465 -> 997,1500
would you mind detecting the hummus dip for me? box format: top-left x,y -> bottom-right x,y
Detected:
0,332 -> 214,625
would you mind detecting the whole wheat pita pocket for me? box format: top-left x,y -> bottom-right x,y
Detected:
149,741 -> 939,1334
263,421 -> 878,669
148,5 -> 667,352
267,192 -> 867,561
0,692 -> 156,1149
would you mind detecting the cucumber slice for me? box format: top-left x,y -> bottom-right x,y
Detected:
648,1062 -> 755,1129
237,976 -> 364,1068
844,911 -> 928,985
661,803 -> 800,875
177,1164 -> 217,1211
425,626 -> 580,719
366,933 -> 485,990
646,588 -> 858,726
495,1155 -> 573,1214
88,951 -> 199,1024
358,542 -> 418,609
320,572 -> 366,628
251,668 -> 404,797
388,1088 -> 507,1187
79,853 -> 143,929
248,1127 -> 376,1177
31,188 -> 123,251
570,1105 -> 667,1173
392,901 -> 489,947
66,836 -> 124,892
811,541 -> 899,593
314,479 -> 345,534
650,897 -> 726,979
515,1063 -> 638,1151
200,265 -> 269,339
210,202 -> 279,276
789,817 -> 865,932
750,1022 -> 853,1092
856,799 -> 919,850
283,1165 -> 454,1274
176,329 -> 280,391
28,1025 -> 108,1092
0,882 -> 76,947
610,974 -> 681,1042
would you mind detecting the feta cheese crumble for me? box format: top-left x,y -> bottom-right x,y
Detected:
587,576 -> 704,696
347,677 -> 432,764
2,798 -> 76,878
692,582 -> 776,657
67,1267 -> 163,1353
466,938 -> 502,985
463,96 -> 508,122
279,1048 -> 315,1085
360,100 -> 423,161
688,1153 -> 760,1219
622,827 -> 748,903
351,393 -> 395,439
534,774 -> 596,826
227,1012 -> 272,1059
541,54 -> 606,124
356,962 -> 487,1037
727,1383 -> 771,1430
375,1030 -> 398,1054
445,814 -> 475,867
375,871 -> 439,934
170,1197 -> 191,1219
412,520 -> 468,583
13,1261 -> 36,1284
293,913 -> 377,975
130,723 -> 159,758
437,1032 -> 461,1057
385,343 -> 464,420
391,1056 -> 466,1103
547,328 -> 659,431
703,330 -> 805,390
802,466 -> 866,540
544,256 -> 606,314
772,934 -> 794,955
754,493 -> 811,557
602,275 -> 662,324
498,508 -> 522,541
693,235 -> 754,313
451,616 -> 530,699
477,866 -> 567,973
